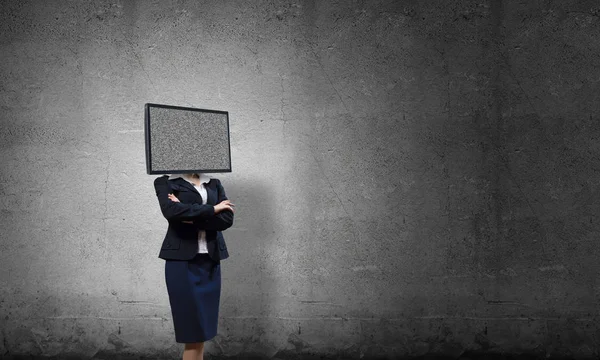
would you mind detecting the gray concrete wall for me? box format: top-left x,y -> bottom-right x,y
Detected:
1,0 -> 599,358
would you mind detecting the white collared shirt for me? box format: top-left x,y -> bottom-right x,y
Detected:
168,173 -> 212,253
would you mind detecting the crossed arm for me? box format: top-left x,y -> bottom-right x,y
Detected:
154,175 -> 235,231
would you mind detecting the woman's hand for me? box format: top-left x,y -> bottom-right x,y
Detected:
168,192 -> 234,214
214,199 -> 235,214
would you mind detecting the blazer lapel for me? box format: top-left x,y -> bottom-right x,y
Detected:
170,178 -> 200,195
206,180 -> 217,205
169,177 -> 216,204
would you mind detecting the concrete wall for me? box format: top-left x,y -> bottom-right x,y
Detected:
1,0 -> 599,358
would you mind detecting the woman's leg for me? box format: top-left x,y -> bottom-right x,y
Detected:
182,342 -> 204,360
196,341 -> 204,360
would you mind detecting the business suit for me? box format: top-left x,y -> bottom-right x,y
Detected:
153,174 -> 233,262
153,174 -> 234,343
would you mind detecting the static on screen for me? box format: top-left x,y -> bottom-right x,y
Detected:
145,103 -> 231,174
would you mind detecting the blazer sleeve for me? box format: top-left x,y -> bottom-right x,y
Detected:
154,175 -> 215,221
195,179 -> 234,231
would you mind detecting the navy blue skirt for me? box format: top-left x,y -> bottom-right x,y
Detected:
165,253 -> 221,343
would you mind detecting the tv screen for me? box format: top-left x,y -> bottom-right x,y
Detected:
144,103 -> 231,174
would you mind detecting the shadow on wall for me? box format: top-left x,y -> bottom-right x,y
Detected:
206,177 -> 281,358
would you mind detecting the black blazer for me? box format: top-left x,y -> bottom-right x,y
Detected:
153,175 -> 234,262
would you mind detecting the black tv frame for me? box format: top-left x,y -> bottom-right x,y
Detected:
144,102 -> 232,174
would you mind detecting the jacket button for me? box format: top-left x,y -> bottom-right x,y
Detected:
165,243 -> 171,248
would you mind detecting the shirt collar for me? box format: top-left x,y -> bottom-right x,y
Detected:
168,173 -> 211,185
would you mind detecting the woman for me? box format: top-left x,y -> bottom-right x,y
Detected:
153,172 -> 235,360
